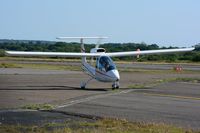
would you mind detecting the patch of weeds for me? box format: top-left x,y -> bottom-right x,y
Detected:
21,103 -> 55,110
129,77 -> 200,89
119,68 -> 164,73
174,77 -> 200,83
18,97 -> 25,100
0,118 -> 197,133
128,84 -> 147,89
11,63 -> 81,71
0,124 -> 72,133
156,77 -> 200,84
0,63 -> 21,68
119,67 -> 200,74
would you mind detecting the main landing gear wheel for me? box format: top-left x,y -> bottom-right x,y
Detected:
81,86 -> 85,89
80,77 -> 94,89
112,81 -> 120,90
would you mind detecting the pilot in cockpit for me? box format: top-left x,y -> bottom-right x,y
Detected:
97,56 -> 115,72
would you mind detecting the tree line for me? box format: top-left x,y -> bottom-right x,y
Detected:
0,41 -> 200,62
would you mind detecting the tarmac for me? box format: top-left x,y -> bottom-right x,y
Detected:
0,63 -> 200,129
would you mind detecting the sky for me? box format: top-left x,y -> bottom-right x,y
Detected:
0,0 -> 200,47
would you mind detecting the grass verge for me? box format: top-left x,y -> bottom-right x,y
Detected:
0,63 -> 22,68
0,62 -> 80,71
0,57 -> 81,62
0,118 -> 197,133
21,103 -> 55,110
1,62 -> 200,75
1,57 -> 200,65
120,68 -> 200,74
15,63 -> 80,71
129,77 -> 200,89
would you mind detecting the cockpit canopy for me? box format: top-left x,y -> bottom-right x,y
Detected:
96,56 -> 116,72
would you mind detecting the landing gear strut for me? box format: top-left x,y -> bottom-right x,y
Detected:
80,77 -> 94,89
112,81 -> 120,90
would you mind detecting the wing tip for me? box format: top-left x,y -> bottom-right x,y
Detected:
5,51 -> 10,55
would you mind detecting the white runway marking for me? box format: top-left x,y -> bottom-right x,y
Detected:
56,89 -> 133,109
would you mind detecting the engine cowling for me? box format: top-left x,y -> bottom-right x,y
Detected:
90,48 -> 106,53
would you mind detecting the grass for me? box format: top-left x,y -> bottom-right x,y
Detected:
119,67 -> 200,74
1,62 -> 200,75
0,118 -> 197,133
129,77 -> 200,89
173,77 -> 200,83
1,57 -> 200,73
116,60 -> 200,65
21,103 -> 55,110
0,62 -> 80,71
119,68 -> 173,74
16,63 -> 80,71
0,62 -> 22,68
0,57 -> 81,62
128,84 -> 147,89
155,77 -> 200,84
1,57 -> 200,65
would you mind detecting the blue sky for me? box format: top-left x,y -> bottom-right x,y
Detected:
0,0 -> 200,47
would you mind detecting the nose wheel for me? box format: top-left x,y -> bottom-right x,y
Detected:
112,81 -> 120,90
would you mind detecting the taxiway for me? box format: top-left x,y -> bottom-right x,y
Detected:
0,64 -> 200,129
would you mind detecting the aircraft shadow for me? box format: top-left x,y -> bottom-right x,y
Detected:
0,85 -> 110,91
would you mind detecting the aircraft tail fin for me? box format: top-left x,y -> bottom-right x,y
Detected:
56,36 -> 108,63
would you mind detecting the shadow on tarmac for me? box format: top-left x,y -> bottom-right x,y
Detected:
0,85 -> 112,91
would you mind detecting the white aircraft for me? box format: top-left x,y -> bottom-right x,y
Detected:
5,37 -> 194,89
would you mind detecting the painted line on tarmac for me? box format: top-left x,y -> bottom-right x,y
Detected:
143,93 -> 200,100
56,89 -> 133,109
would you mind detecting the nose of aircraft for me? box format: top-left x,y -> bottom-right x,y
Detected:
110,69 -> 120,81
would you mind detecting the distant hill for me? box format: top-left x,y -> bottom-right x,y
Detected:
0,39 -> 199,61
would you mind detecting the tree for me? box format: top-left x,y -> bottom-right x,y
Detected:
0,49 -> 5,57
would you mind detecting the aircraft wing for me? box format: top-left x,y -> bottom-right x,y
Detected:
5,47 -> 194,57
5,51 -> 101,57
105,47 -> 195,57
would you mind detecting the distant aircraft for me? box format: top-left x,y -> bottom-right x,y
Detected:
6,37 -> 194,89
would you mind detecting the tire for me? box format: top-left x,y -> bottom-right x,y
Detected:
81,86 -> 85,89
112,84 -> 116,90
